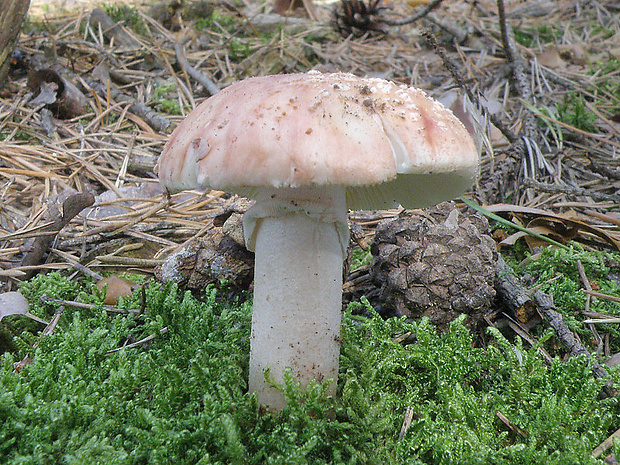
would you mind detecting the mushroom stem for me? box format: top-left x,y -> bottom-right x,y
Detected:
244,186 -> 348,411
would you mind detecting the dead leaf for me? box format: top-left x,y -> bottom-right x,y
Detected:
610,47 -> 620,61
407,0 -> 430,7
0,292 -> 48,324
486,204 -> 620,251
440,92 -> 476,138
537,46 -> 566,68
0,292 -> 30,320
499,223 -> 572,250
523,224 -> 575,251
557,43 -> 589,66
26,68 -> 88,119
30,81 -> 59,105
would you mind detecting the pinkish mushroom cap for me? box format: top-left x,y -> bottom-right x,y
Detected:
157,71 -> 478,211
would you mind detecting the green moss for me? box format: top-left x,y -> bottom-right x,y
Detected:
195,10 -> 240,32
155,99 -> 184,115
102,3 -> 148,36
0,129 -> 38,142
514,246 -> 620,353
21,16 -> 50,35
229,38 -> 252,60
1,275 -> 618,463
513,25 -> 561,48
151,83 -> 187,115
588,58 -> 620,115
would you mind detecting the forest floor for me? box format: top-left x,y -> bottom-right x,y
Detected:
3,0 -> 620,462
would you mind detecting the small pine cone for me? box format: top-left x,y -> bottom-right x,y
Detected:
333,0 -> 387,38
370,202 -> 498,331
155,231 -> 254,292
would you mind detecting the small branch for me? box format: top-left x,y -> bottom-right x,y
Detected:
577,259 -> 603,355
496,256 -> 617,398
589,158 -> 620,181
50,248 -> 104,281
40,294 -> 141,315
496,0 -> 515,63
422,31 -> 519,145
89,8 -> 142,50
14,306 -> 64,373
583,290 -> 620,305
496,0 -> 535,114
175,37 -> 220,96
583,318 -> 620,325
383,0 -> 444,26
20,193 -> 95,280
496,0 -> 546,181
106,327 -> 168,354
96,254 -> 163,268
503,314 -> 554,365
398,406 -> 414,440
86,79 -> 171,133
496,411 -> 527,439
533,290 -> 615,396
593,426 -> 620,459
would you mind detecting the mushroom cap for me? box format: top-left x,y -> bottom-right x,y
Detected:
158,71 -> 479,210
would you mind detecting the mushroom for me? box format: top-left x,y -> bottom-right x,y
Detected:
157,71 -> 479,411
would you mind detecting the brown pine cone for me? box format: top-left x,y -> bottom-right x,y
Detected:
370,202 -> 498,331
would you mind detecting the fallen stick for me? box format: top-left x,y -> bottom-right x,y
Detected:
174,37 -> 220,96
89,8 -> 142,50
41,294 -> 141,315
496,256 -> 617,398
593,426 -> 620,459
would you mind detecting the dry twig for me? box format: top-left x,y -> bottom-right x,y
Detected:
496,256 -> 617,398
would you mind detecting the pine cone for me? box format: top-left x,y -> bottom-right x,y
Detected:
333,0 -> 387,38
370,202 -> 498,331
155,230 -> 254,292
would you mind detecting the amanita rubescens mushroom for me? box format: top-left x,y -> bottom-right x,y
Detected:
157,71 -> 479,411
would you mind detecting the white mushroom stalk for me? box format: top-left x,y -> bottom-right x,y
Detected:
244,186 -> 348,409
156,71 -> 480,412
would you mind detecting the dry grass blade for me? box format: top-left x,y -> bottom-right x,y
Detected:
105,327 -> 168,354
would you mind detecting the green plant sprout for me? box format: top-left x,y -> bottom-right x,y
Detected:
557,92 -> 597,133
350,247 -> 372,271
513,25 -> 561,48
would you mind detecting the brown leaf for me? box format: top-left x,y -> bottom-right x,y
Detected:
486,204 -> 620,251
610,47 -> 620,61
557,43 -> 589,66
523,225 -> 572,251
62,192 -> 96,221
27,69 -> 88,119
